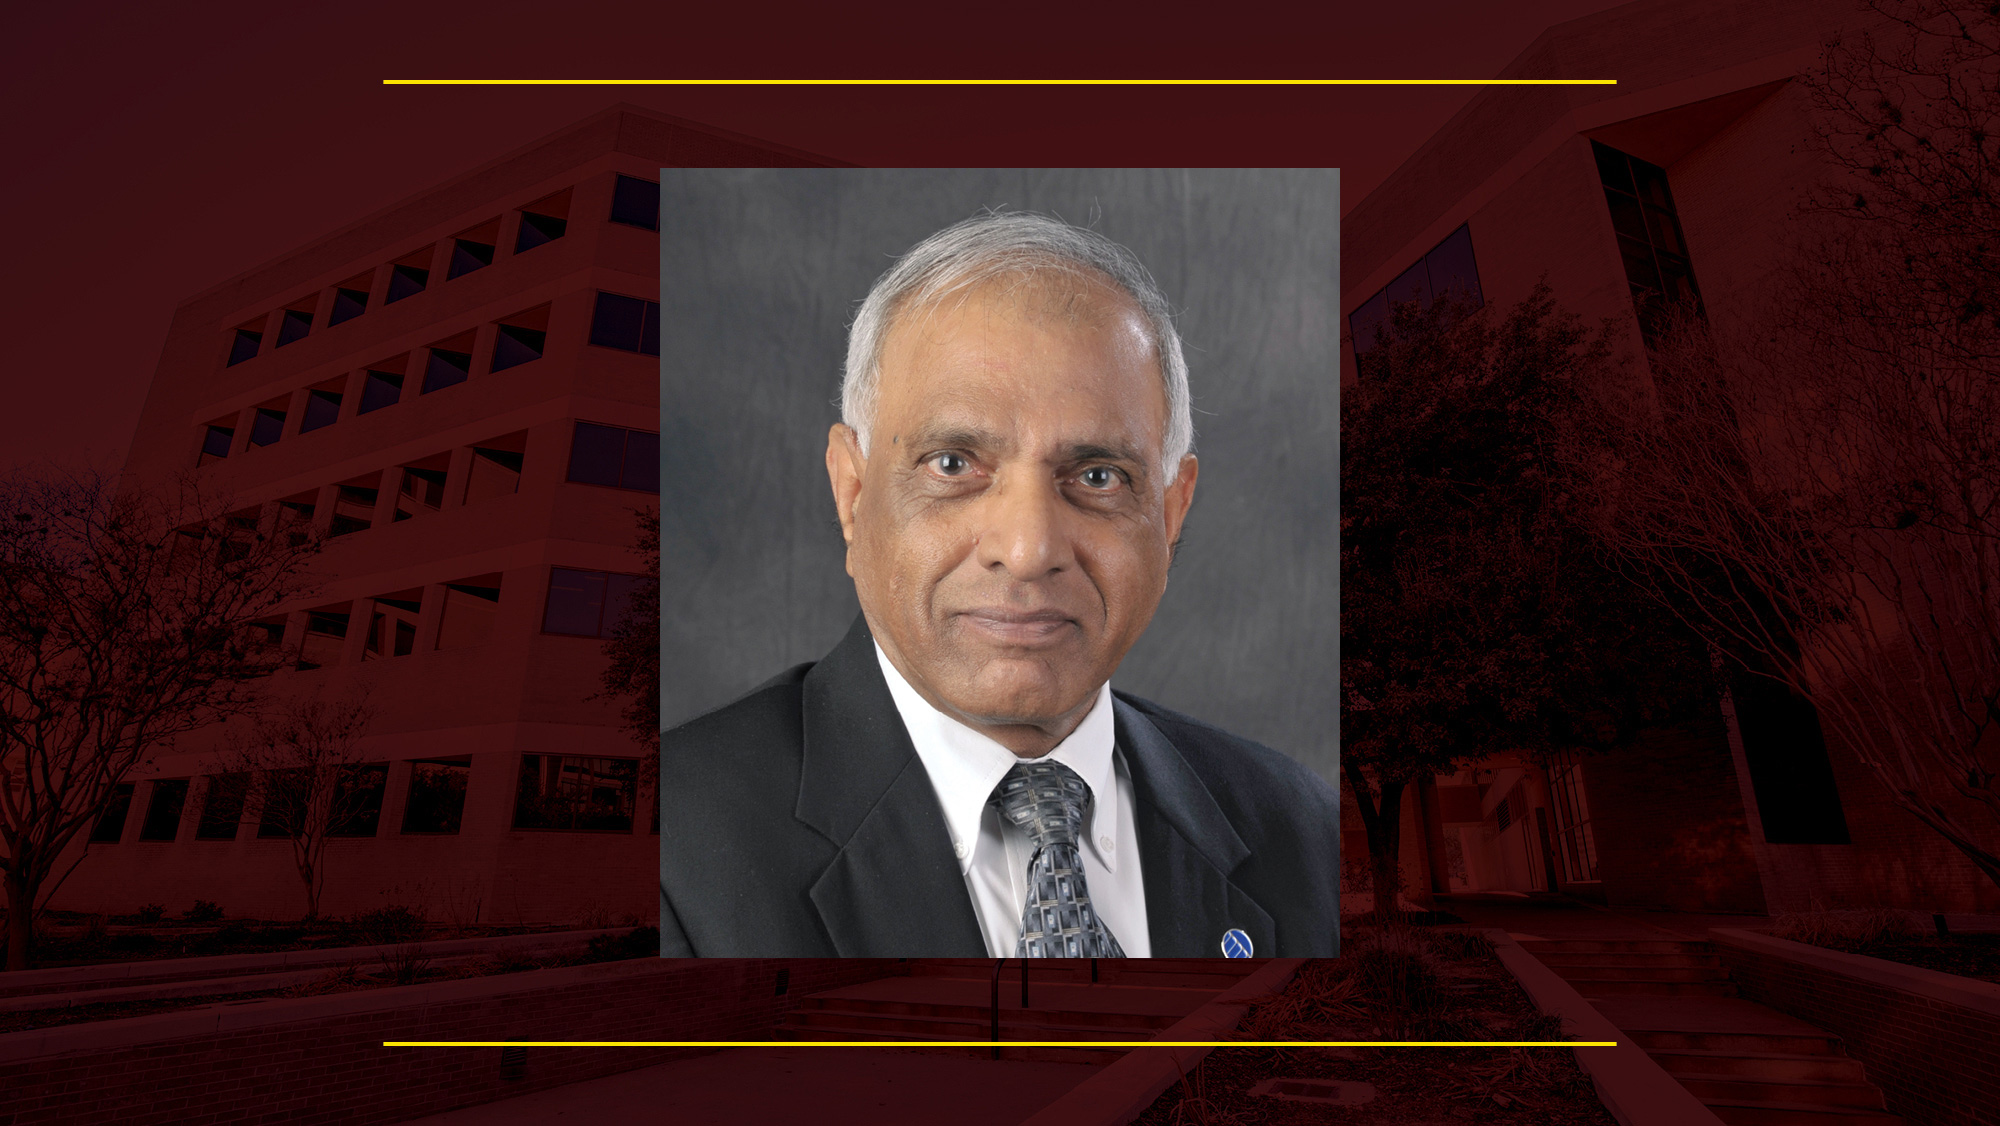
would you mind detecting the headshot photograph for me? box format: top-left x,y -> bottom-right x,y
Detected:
656,168 -> 1340,958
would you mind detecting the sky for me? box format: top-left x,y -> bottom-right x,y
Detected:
1,0 -> 1636,472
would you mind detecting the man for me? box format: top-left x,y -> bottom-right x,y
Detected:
659,212 -> 1338,957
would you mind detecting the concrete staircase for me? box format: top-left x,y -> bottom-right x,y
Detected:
774,958 -> 1258,1063
1523,939 -> 1901,1126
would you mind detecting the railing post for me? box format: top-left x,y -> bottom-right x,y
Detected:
1021,957 -> 1030,1010
990,958 -> 1004,1059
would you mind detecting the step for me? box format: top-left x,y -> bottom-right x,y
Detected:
1632,1029 -> 1845,1056
1536,952 -> 1725,970
1548,964 -> 1730,982
1562,978 -> 1737,997
779,1009 -> 1159,1040
788,1000 -> 1177,1032
1678,1074 -> 1887,1109
1705,1097 -> 1902,1126
771,1021 -> 1128,1063
1646,1050 -> 1869,1084
907,962 -> 1257,989
1518,939 -> 1711,955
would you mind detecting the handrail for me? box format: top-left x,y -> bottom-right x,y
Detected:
990,957 -> 1034,1058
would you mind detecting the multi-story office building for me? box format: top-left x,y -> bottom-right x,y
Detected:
1342,0 -> 1999,917
50,107 -> 834,924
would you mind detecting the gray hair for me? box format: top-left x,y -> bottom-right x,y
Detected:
841,211 -> 1194,478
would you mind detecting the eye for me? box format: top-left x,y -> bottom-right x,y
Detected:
1078,465 -> 1121,490
929,452 -> 973,476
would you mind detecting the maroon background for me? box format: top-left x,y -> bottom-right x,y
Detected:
3,0 -> 1631,473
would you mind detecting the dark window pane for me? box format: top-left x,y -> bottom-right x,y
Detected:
448,239 -> 495,280
1631,158 -> 1674,208
517,211 -> 567,252
609,175 -> 660,230
590,292 -> 648,352
258,768 -> 308,838
250,408 -> 285,447
196,774 -> 248,840
422,348 -> 472,393
1592,141 -> 1634,193
228,329 -> 262,366
1606,192 -> 1649,243
402,760 -> 471,834
621,429 -> 659,492
91,783 -> 136,843
1422,225 -> 1483,307
202,425 -> 234,460
604,572 -> 645,638
1348,291 -> 1391,360
276,308 -> 313,347
1645,204 -> 1686,256
139,779 -> 189,841
464,447 -> 524,504
543,567 -> 609,636
329,287 -> 369,326
328,763 -> 388,837
1617,236 -> 1662,292
300,389 -> 342,432
386,263 -> 429,303
395,467 -> 447,521
359,371 -> 403,413
641,299 -> 661,356
514,754 -> 637,831
491,324 -> 546,372
567,422 -> 627,486
1386,259 -> 1430,310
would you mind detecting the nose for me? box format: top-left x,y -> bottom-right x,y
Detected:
974,471 -> 1074,581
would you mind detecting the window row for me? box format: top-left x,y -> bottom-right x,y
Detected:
198,292 -> 659,466
90,751 -> 658,843
1347,223 -> 1484,368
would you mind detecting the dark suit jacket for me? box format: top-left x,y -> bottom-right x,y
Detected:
658,616 -> 1339,957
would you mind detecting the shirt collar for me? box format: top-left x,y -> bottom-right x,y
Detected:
873,642 -> 1119,874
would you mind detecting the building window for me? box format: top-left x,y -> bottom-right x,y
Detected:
517,189 -> 570,252
138,779 -> 189,842
297,607 -> 350,669
359,368 -> 404,413
200,424 -> 234,465
91,783 -> 136,844
609,174 -> 659,231
248,406 -> 285,447
386,249 -> 432,303
588,292 -> 661,356
365,589 -> 422,658
448,237 -> 495,280
330,479 -> 378,537
196,773 -> 249,840
394,462 -> 448,521
422,336 -> 475,393
491,322 -> 546,372
463,437 -> 526,504
1348,224 -> 1484,368
1544,750 -> 1600,883
403,759 -> 471,834
514,755 -> 638,831
227,327 -> 263,366
328,764 -> 389,837
566,421 -> 659,493
299,388 -> 341,433
436,577 -> 502,650
1592,140 -> 1703,340
276,307 -> 314,347
543,567 -> 646,638
329,286 -> 369,326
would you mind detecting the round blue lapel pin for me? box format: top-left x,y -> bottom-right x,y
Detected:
1220,928 -> 1253,958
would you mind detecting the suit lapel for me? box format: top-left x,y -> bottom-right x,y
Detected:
1116,697 -> 1277,958
797,616 -> 987,957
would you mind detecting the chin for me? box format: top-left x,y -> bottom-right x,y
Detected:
948,660 -> 1093,728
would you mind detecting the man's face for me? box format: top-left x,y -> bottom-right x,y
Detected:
827,274 -> 1198,754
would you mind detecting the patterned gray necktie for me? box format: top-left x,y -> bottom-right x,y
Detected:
993,760 -> 1126,958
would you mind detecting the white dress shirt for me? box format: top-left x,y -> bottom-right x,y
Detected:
874,644 -> 1151,957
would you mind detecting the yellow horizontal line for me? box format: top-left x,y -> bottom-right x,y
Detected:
382,1048 -> 1616,1056
381,78 -> 1617,87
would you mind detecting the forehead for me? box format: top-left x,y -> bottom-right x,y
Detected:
875,275 -> 1165,438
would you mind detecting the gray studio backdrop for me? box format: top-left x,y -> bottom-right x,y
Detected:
656,168 -> 1340,784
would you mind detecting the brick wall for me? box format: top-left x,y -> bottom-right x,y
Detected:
1712,930 -> 2000,1126
0,957 -> 901,1126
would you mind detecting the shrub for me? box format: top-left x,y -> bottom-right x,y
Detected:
183,899 -> 224,923
135,903 -> 165,924
380,943 -> 432,985
584,926 -> 660,962
1770,907 -> 1919,952
353,905 -> 428,945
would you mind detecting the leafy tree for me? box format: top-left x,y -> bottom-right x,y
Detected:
597,507 -> 659,788
0,469 -> 317,968
1342,287 -> 1712,919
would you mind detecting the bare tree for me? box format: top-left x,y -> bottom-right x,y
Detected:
1576,2 -> 2000,891
0,468 -> 318,968
596,506 -> 659,790
215,692 -> 379,920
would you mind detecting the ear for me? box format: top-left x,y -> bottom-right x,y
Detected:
1161,454 -> 1199,551
825,423 -> 868,565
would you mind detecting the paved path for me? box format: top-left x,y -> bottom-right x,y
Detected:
393,1046 -> 1100,1125
1437,891 -> 1769,941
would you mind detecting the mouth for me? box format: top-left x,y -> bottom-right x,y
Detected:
955,607 -> 1078,647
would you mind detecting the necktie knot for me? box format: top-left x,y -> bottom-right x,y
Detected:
994,760 -> 1090,848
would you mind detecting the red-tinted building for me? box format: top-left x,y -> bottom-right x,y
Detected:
1342,0 -> 2000,918
49,107 -> 833,924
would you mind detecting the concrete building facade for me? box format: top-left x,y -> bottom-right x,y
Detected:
1342,0 -> 2000,918
49,107 -> 832,925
